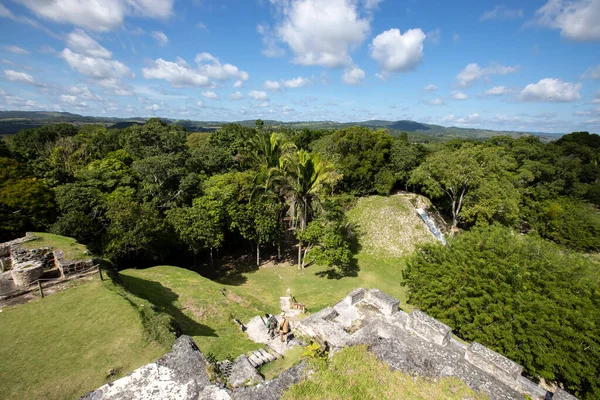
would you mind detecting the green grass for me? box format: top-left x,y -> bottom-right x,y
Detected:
282,345 -> 488,400
0,278 -> 171,400
22,232 -> 90,260
259,346 -> 304,380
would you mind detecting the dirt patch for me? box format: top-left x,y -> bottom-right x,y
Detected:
226,291 -> 250,307
181,300 -> 218,320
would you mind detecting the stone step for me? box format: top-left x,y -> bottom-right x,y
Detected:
246,356 -> 259,368
248,354 -> 262,367
252,350 -> 269,364
259,348 -> 276,362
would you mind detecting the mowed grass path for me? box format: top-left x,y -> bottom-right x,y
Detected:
0,279 -> 169,400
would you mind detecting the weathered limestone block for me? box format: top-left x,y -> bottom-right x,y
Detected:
81,335 -> 231,400
53,251 -> 94,276
553,388 -> 579,400
465,342 -> 523,389
11,261 -> 44,287
0,232 -> 35,257
366,289 -> 399,315
295,308 -> 351,349
345,287 -> 366,306
406,310 -> 453,346
228,355 -> 263,388
312,306 -> 339,321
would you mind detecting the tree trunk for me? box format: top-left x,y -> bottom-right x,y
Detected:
297,243 -> 302,269
210,247 -> 214,268
277,243 -> 281,261
256,242 -> 260,267
301,246 -> 310,268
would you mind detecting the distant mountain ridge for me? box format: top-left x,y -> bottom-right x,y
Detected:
0,110 -> 562,140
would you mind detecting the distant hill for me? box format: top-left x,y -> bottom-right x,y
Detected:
0,110 -> 562,141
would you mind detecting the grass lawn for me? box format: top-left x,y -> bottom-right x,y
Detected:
259,345 -> 304,380
282,345 -> 488,400
22,232 -> 90,261
0,278 -> 170,400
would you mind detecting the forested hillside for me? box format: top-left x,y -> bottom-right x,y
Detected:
1,120 -> 599,398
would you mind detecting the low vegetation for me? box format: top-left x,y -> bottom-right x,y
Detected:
282,345 -> 487,400
22,232 -> 90,260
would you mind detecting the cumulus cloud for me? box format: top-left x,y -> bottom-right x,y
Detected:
248,90 -> 269,101
18,0 -> 174,31
426,28 -> 440,44
265,80 -> 281,91
233,80 -> 243,88
581,65 -> 600,79
4,69 -> 38,85
257,23 -> 285,58
228,91 -> 243,100
442,113 -> 481,125
151,31 -> 169,46
519,78 -> 582,102
1,45 -> 29,55
370,28 -> 426,77
342,67 -> 365,85
142,53 -> 249,87
423,84 -> 438,91
452,91 -> 468,100
483,86 -> 512,96
270,0 -> 370,67
61,48 -> 132,80
456,62 -> 517,87
531,0 -> 600,41
201,91 -> 219,99
66,29 -> 112,59
425,98 -> 444,105
265,76 -> 312,91
480,5 -> 524,21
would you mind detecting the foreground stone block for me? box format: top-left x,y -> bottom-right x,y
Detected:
406,310 -> 452,346
228,355 -> 263,388
553,388 -> 579,400
345,287 -> 366,306
54,250 -> 94,276
366,289 -> 399,316
11,261 -> 44,287
465,342 -> 522,389
81,335 -> 231,400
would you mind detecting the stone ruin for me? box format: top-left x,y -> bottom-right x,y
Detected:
295,287 -> 579,400
0,233 -> 95,289
80,288 -> 580,400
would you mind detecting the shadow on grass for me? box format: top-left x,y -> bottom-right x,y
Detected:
119,274 -> 217,338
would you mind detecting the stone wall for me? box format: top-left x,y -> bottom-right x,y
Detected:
53,251 -> 94,277
296,287 -> 579,400
10,243 -> 54,269
0,232 -> 36,258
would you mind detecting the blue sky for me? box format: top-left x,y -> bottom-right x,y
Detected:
0,0 -> 599,133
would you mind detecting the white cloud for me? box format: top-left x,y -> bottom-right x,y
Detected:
233,80 -> 243,88
452,91 -> 468,100
67,86 -> 102,100
423,84 -> 438,91
272,0 -> 370,67
196,100 -> 204,108
425,98 -> 444,105
145,103 -> 160,112
1,45 -> 29,55
18,0 -> 174,31
519,78 -> 582,102
248,90 -> 269,101
456,62 -> 517,87
265,80 -> 281,91
282,76 -> 311,88
483,86 -> 511,96
581,65 -> 600,79
60,94 -> 77,103
480,5 -> 524,21
142,53 -> 248,87
66,29 -> 112,59
363,0 -> 384,9
426,28 -> 440,44
342,67 -> 365,85
196,22 -> 207,30
151,31 -> 169,46
4,69 -> 37,85
201,91 -> 219,99
257,23 -> 285,58
593,90 -> 600,104
441,113 -> 480,125
61,48 -> 132,80
370,28 -> 426,76
532,0 -> 600,41
228,91 -> 243,100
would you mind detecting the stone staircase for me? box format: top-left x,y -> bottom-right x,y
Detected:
246,347 -> 281,368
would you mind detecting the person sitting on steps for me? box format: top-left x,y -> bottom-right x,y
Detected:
279,312 -> 290,344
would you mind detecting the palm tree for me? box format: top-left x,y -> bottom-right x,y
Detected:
285,150 -> 339,268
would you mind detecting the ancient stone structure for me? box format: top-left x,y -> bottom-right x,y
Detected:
81,335 -> 307,400
10,244 -> 54,269
295,287 -> 578,400
0,232 -> 36,258
53,250 -> 94,277
10,261 -> 44,287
